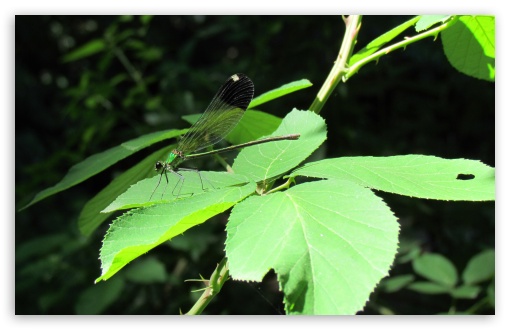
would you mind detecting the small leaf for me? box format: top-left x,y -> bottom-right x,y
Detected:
292,155 -> 495,201
249,79 -> 313,108
63,39 -> 106,63
413,253 -> 458,287
226,179 -> 400,315
441,15 -> 495,81
378,274 -> 415,293
462,249 -> 495,285
407,281 -> 451,294
451,285 -> 481,299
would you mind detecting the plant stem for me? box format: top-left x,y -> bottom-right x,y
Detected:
344,16 -> 459,80
309,15 -> 362,114
264,177 -> 294,195
185,257 -> 230,315
309,15 -> 459,115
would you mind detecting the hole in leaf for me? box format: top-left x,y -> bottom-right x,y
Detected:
456,173 -> 475,180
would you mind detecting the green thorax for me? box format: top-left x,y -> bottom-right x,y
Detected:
165,149 -> 185,168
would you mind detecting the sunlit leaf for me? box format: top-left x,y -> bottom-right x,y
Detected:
226,179 -> 399,314
96,182 -> 256,282
233,109 -> 327,182
292,155 -> 494,201
441,15 -> 495,81
249,79 -> 313,108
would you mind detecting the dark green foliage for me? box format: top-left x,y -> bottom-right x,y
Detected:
15,15 -> 494,314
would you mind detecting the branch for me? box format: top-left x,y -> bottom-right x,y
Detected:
185,257 -> 230,315
309,15 -> 362,114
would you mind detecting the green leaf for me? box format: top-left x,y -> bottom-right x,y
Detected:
120,129 -> 185,151
225,179 -> 400,315
104,110 -> 318,213
462,249 -> 495,285
183,110 -> 283,145
62,39 -> 106,63
451,285 -> 481,299
249,79 -> 313,108
349,16 -> 420,66
104,171 -> 250,212
75,277 -> 125,314
96,182 -> 256,282
20,129 -> 186,211
378,274 -> 415,293
227,110 -> 283,144
124,257 -> 167,284
181,113 -> 201,126
78,146 -> 173,236
415,15 -> 451,32
232,109 -> 327,182
291,155 -> 494,201
407,281 -> 451,295
413,253 -> 458,287
441,15 -> 495,81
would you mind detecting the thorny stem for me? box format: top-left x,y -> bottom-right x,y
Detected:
309,15 -> 361,114
309,15 -> 459,114
185,258 -> 230,315
344,16 -> 459,80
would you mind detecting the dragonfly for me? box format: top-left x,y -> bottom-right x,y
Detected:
150,73 -> 300,200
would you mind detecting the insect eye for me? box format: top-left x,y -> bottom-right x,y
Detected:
155,161 -> 164,171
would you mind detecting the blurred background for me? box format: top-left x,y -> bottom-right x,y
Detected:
15,15 -> 494,314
